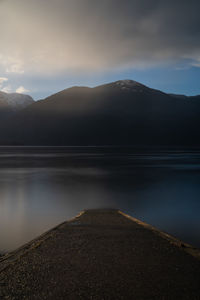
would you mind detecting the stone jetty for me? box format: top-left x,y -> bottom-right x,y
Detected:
0,209 -> 200,299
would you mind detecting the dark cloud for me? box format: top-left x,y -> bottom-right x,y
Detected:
0,0 -> 200,74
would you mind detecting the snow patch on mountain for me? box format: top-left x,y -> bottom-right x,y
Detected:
114,80 -> 147,92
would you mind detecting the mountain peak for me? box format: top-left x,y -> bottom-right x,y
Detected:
114,79 -> 144,87
102,79 -> 148,92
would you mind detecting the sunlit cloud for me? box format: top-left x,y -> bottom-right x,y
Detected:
6,63 -> 24,74
190,58 -> 200,68
1,85 -> 12,93
0,77 -> 8,87
16,86 -> 29,94
0,54 -> 24,74
0,77 -> 10,92
0,77 -> 8,83
0,53 -> 24,74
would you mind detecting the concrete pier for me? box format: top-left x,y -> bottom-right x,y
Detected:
0,209 -> 200,299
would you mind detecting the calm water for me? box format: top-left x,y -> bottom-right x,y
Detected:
0,146 -> 200,253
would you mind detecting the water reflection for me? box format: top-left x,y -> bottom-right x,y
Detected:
0,147 -> 200,252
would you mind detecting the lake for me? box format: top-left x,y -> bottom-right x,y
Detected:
0,146 -> 200,253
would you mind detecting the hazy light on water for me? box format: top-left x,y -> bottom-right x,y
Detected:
0,147 -> 200,252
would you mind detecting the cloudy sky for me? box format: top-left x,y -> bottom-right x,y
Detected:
0,0 -> 200,99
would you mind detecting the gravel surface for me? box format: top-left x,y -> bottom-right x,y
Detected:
0,209 -> 200,299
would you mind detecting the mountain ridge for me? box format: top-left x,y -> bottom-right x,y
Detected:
36,80 -> 200,101
0,79 -> 199,146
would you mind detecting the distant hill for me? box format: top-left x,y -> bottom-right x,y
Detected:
0,80 -> 200,146
0,91 -> 34,120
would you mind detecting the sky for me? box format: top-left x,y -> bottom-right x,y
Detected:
0,0 -> 200,100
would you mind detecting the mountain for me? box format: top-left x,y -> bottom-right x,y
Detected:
0,91 -> 34,110
0,80 -> 200,146
0,91 -> 34,120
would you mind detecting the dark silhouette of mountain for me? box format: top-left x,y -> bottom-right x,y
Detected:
0,80 -> 200,146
